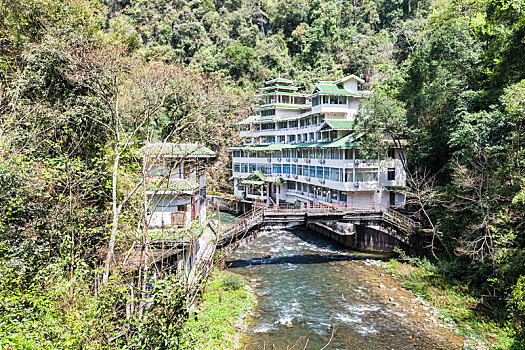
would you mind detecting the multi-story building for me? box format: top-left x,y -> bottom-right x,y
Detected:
230,76 -> 406,209
141,143 -> 215,228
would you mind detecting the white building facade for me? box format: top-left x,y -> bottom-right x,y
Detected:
141,143 -> 215,228
230,76 -> 406,209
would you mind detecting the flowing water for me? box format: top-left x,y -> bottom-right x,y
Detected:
226,226 -> 434,350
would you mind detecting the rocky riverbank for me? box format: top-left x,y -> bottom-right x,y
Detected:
347,259 -> 466,349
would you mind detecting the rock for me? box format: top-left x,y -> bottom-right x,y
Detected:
389,297 -> 395,302
262,252 -> 272,258
285,323 -> 294,328
379,284 -> 386,289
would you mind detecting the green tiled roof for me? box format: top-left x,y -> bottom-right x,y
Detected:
295,142 -> 328,148
313,84 -> 353,95
241,180 -> 265,185
324,134 -> 360,148
148,178 -> 200,192
324,120 -> 355,130
141,143 -> 215,157
261,84 -> 298,91
251,170 -> 285,183
385,186 -> 409,191
256,91 -> 308,97
265,77 -> 294,85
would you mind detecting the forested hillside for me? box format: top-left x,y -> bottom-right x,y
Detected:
1,0 -> 524,348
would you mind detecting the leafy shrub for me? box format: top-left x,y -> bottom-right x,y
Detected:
220,274 -> 245,291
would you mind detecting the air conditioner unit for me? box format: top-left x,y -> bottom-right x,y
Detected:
277,158 -> 282,162
293,158 -> 298,162
267,158 -> 272,162
319,159 -> 326,164
286,158 -> 291,162
320,179 -> 325,184
306,177 -> 311,181
286,173 -> 290,178
355,160 -> 360,165
293,175 -> 298,179
305,159 -> 311,163
354,182 -> 360,187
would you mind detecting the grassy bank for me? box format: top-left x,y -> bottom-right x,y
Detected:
383,257 -> 515,349
184,270 -> 256,350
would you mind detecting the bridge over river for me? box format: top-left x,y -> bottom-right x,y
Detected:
217,202 -> 423,253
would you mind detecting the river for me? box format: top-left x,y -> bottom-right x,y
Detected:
225,225 -> 461,349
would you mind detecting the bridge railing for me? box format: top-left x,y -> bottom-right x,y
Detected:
220,207 -> 264,241
261,202 -> 421,231
218,201 -> 421,247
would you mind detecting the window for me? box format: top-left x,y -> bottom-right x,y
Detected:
298,165 -> 303,176
283,164 -> 291,174
309,166 -> 316,177
273,164 -> 282,174
316,166 -> 323,178
324,167 -> 330,180
340,192 -> 347,202
292,164 -> 297,175
345,169 -> 353,182
287,181 -> 296,190
331,168 -> 341,182
233,150 -> 241,157
387,168 -> 395,181
356,169 -> 378,182
388,148 -> 396,159
261,122 -> 275,130
297,182 -> 302,191
261,110 -> 275,117
233,163 -> 240,172
241,164 -> 248,173
249,164 -> 256,172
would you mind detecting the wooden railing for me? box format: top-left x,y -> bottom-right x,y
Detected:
261,202 -> 420,232
218,207 -> 264,246
217,202 -> 421,248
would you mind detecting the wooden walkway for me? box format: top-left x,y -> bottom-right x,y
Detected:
218,203 -> 421,248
